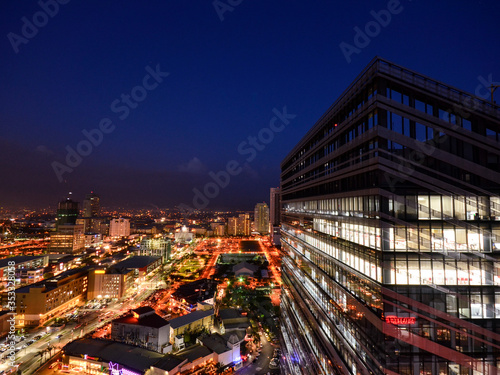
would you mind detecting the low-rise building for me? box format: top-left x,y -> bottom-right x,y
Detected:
4,268 -> 88,327
232,261 -> 259,277
198,333 -> 242,367
111,306 -> 171,353
171,279 -> 217,313
15,268 -> 44,284
169,309 -> 214,345
87,268 -> 134,300
0,255 -> 49,287
62,338 -> 164,375
111,256 -> 161,283
218,309 -> 250,334
0,310 -> 11,339
49,223 -> 85,254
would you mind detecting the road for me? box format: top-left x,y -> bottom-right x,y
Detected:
0,272 -> 162,375
236,331 -> 280,375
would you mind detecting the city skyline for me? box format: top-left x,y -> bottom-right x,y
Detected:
1,1 -> 500,209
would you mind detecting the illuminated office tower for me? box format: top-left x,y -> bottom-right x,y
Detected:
279,57 -> 500,374
56,194 -> 79,229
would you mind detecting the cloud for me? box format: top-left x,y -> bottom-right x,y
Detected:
178,157 -> 205,174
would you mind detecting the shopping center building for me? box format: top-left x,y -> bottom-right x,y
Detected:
279,57 -> 500,374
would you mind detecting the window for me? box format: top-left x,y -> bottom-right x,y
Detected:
415,99 -> 426,112
463,119 -> 472,131
391,113 -> 403,134
416,123 -> 426,142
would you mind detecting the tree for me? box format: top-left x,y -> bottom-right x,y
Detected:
215,362 -> 225,374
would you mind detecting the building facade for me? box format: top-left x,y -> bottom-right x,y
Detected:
279,58 -> 500,374
56,196 -> 79,229
110,218 -> 131,238
140,237 -> 172,262
83,192 -> 100,218
49,223 -> 85,254
111,307 -> 171,353
87,268 -> 133,299
254,203 -> 269,234
5,268 -> 88,327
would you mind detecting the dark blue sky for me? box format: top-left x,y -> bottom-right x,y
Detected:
1,0 -> 499,210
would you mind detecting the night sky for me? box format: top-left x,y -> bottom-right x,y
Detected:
1,0 -> 500,210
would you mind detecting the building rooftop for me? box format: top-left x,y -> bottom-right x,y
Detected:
172,278 -> 217,306
177,344 -> 213,363
63,338 -> 164,374
218,309 -> 243,321
111,256 -> 161,270
232,261 -> 259,273
113,310 -> 169,329
132,306 -> 155,316
153,354 -> 186,372
15,267 -> 89,294
198,333 -> 229,354
169,309 -> 214,330
0,255 -> 46,268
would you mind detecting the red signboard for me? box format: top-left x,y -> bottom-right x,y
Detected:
385,315 -> 416,325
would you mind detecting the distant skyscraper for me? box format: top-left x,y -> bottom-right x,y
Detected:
227,217 -> 238,236
82,192 -> 100,218
226,214 -> 250,236
269,187 -> 281,226
56,194 -> 79,229
237,213 -> 251,236
254,203 -> 269,234
269,188 -> 281,246
109,218 -> 131,238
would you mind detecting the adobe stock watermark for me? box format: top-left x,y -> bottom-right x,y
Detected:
7,0 -> 71,54
213,0 -> 243,21
385,73 -> 499,192
178,106 -> 296,214
339,0 -> 408,64
51,64 -> 169,182
6,260 -> 17,368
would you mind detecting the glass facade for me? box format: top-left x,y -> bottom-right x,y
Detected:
280,58 -> 500,375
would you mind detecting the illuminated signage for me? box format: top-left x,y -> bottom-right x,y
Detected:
109,362 -> 140,375
385,316 -> 416,325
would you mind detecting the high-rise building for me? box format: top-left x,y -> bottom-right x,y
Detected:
270,187 -> 281,226
227,214 -> 251,236
109,218 -> 131,238
227,217 -> 238,236
269,188 -> 282,246
82,191 -> 100,218
237,213 -> 251,236
56,194 -> 79,229
254,203 -> 269,234
279,57 -> 500,374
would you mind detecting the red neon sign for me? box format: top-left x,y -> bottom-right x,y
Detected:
385,316 -> 416,325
